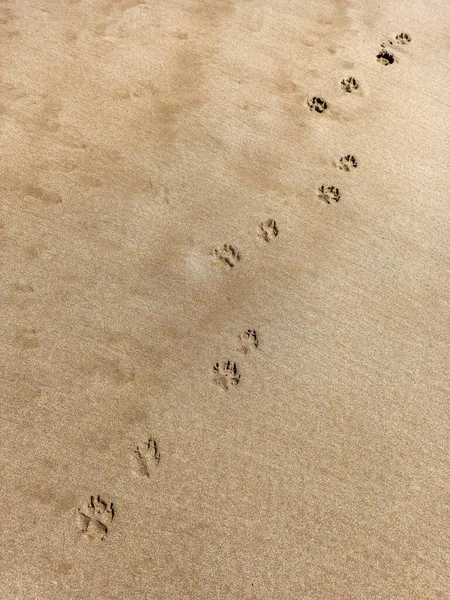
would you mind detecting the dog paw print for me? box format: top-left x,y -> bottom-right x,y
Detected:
213,361 -> 240,390
134,437 -> 161,477
341,77 -> 359,93
258,218 -> 278,242
318,185 -> 340,204
214,244 -> 240,268
338,155 -> 358,171
377,49 -> 395,65
77,496 -> 114,541
239,329 -> 259,354
395,32 -> 411,44
307,97 -> 327,113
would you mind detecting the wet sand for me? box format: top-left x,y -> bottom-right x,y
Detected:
0,1 -> 448,598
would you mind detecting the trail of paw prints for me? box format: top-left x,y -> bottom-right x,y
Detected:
134,437 -> 161,477
214,244 -> 240,268
377,32 -> 411,65
77,496 -> 114,541
318,185 -> 340,204
213,360 -> 241,391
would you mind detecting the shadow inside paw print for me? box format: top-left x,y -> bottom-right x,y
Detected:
338,155 -> 358,171
239,329 -> 259,354
395,32 -> 411,44
213,361 -> 240,390
307,97 -> 327,113
341,77 -> 359,93
318,186 -> 340,204
258,218 -> 278,242
77,496 -> 114,541
377,49 -> 395,65
134,437 -> 161,477
214,244 -> 240,268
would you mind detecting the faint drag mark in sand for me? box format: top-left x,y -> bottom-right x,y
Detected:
87,357 -> 136,387
214,244 -> 240,268
0,5 -> 15,25
16,328 -> 40,350
337,155 -> 358,171
77,496 -> 114,541
318,186 -> 340,204
239,329 -> 259,354
213,361 -> 240,391
341,77 -> 359,93
133,437 -> 161,477
10,94 -> 63,133
258,218 -> 278,242
13,283 -> 34,293
24,184 -> 62,205
307,97 -> 327,113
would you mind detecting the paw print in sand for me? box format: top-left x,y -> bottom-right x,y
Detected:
341,77 -> 359,93
77,496 -> 114,540
258,218 -> 278,242
213,361 -> 240,390
239,329 -> 259,354
338,155 -> 358,171
134,437 -> 161,477
214,244 -> 240,268
318,186 -> 340,204
377,49 -> 395,65
395,32 -> 411,44
307,97 -> 327,113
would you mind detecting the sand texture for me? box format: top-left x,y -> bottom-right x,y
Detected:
0,0 -> 449,598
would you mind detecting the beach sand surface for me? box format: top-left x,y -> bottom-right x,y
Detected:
0,1 -> 448,598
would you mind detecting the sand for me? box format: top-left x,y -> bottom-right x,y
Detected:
0,1 -> 448,598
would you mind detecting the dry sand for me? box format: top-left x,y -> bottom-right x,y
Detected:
0,1 -> 449,598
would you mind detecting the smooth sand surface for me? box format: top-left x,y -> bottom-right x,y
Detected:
1,1 -> 449,598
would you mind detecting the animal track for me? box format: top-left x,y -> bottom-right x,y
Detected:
214,244 -> 240,268
338,155 -> 358,171
341,77 -> 359,93
377,49 -> 395,65
239,329 -> 259,354
134,437 -> 161,477
77,496 -> 114,541
258,218 -> 278,242
307,97 -> 327,113
213,361 -> 240,390
395,32 -> 411,44
318,186 -> 340,204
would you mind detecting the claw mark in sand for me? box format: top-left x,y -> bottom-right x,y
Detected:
134,437 -> 161,477
214,244 -> 240,268
318,186 -> 340,204
258,218 -> 278,242
77,496 -> 114,541
213,361 -> 241,390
